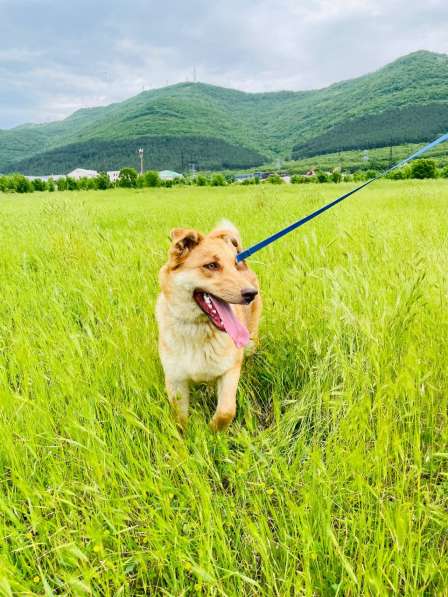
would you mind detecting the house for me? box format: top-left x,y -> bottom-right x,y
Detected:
67,168 -> 98,180
159,170 -> 183,181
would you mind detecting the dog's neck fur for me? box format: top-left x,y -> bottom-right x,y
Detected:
159,287 -> 216,343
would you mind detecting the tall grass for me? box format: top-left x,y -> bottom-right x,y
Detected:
0,181 -> 447,595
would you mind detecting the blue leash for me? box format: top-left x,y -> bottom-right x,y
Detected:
236,132 -> 448,262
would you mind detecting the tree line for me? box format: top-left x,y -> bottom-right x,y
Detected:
1,160 -> 447,195
289,159 -> 448,184
0,168 -> 234,194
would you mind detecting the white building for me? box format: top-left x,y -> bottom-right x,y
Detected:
159,170 -> 183,181
67,168 -> 98,180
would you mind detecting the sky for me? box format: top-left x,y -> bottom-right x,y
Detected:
0,0 -> 447,129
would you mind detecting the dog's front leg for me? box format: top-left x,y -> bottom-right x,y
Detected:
166,378 -> 190,429
210,365 -> 241,432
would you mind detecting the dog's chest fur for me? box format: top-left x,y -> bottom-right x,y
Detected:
156,295 -> 240,383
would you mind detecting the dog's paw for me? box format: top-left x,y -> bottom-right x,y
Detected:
209,410 -> 235,432
175,413 -> 188,431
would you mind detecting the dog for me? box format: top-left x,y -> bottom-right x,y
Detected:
156,222 -> 261,431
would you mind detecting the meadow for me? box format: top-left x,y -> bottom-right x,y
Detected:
0,180 -> 447,595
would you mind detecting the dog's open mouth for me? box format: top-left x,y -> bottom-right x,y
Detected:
193,291 -> 250,348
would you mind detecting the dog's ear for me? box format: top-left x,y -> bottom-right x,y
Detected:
211,229 -> 243,254
209,222 -> 243,254
169,228 -> 203,263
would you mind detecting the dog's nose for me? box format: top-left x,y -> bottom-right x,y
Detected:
241,288 -> 258,304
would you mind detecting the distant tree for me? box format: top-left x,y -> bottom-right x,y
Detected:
77,177 -> 89,190
392,169 -> 404,180
410,159 -> 437,179
331,170 -> 342,183
14,175 -> 33,193
268,174 -> 283,184
118,168 -> 138,188
95,172 -> 111,190
144,170 -> 161,187
163,179 -> 173,188
441,165 -> 448,178
57,178 -> 67,191
47,178 -> 55,192
211,174 -> 226,186
316,171 -> 329,183
66,176 -> 78,190
0,176 -> 7,192
6,176 -> 17,192
195,175 -> 208,186
387,167 -> 410,180
31,178 -> 47,192
294,175 -> 316,184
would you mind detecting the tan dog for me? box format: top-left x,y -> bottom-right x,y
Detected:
156,222 -> 261,431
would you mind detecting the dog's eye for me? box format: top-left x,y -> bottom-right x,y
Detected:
204,262 -> 219,270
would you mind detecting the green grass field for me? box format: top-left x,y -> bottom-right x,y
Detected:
0,181 -> 447,595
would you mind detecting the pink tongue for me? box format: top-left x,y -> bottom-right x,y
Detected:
210,296 -> 250,348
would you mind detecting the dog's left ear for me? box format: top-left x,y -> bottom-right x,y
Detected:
210,228 -> 243,254
169,228 -> 204,262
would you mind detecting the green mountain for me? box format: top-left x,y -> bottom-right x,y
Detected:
1,50 -> 448,174
291,103 -> 448,159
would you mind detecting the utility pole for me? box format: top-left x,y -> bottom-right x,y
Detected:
138,148 -> 144,175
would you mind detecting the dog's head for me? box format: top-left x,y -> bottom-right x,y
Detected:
160,223 -> 258,347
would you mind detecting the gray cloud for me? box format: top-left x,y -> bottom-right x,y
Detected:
0,0 -> 447,127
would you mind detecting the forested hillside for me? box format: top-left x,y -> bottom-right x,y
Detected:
1,50 -> 447,173
292,103 -> 448,158
8,136 -> 266,175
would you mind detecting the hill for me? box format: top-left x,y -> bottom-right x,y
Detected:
8,136 -> 266,175
1,50 -> 448,174
291,103 -> 448,159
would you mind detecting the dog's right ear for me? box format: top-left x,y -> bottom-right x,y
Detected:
169,228 -> 203,264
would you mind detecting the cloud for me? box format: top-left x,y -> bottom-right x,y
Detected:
0,0 -> 447,127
